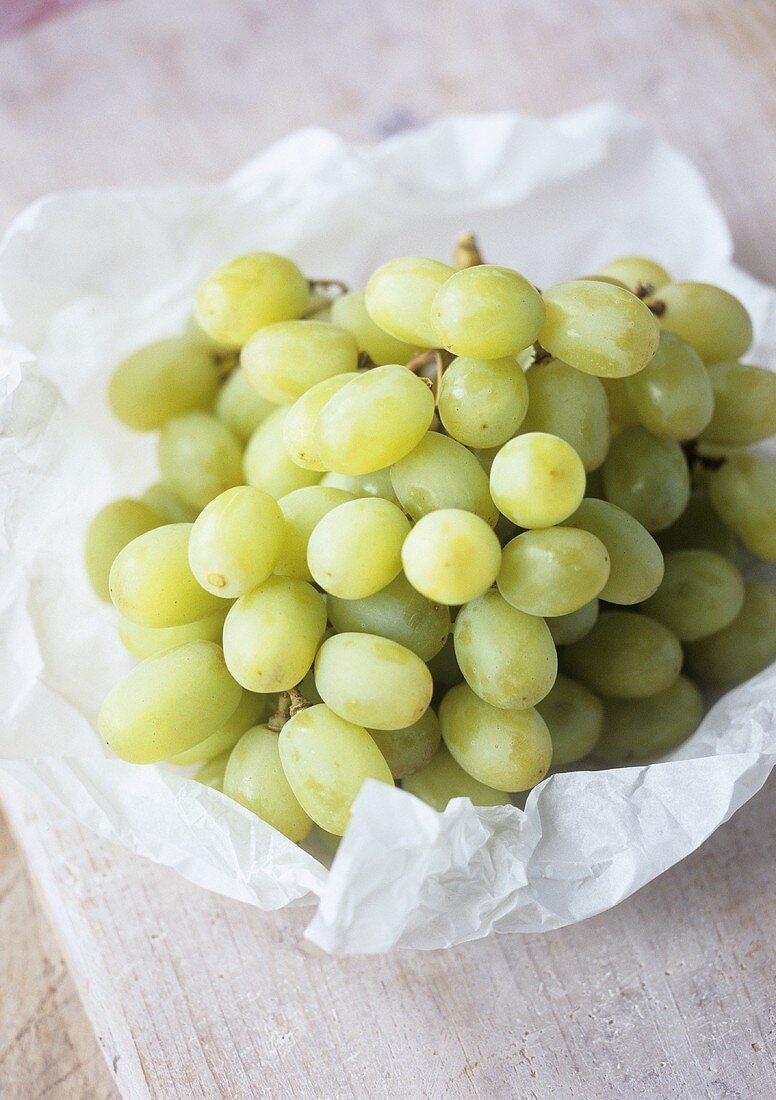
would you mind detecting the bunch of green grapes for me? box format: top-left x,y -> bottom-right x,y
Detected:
85,242 -> 776,848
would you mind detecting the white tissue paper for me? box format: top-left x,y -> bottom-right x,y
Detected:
0,104 -> 774,955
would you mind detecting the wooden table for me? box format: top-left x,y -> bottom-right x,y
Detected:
1,2 -> 774,1097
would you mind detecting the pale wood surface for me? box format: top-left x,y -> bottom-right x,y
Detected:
1,1 -> 775,1097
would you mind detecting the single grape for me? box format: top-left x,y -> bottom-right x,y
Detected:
564,498 -> 664,604
364,256 -> 454,346
170,689 -> 270,765
401,509 -> 502,605
684,581 -> 776,688
243,405 -> 321,498
437,355 -> 528,449
109,336 -> 222,431
85,498 -> 163,601
330,290 -> 417,364
520,359 -> 610,471
283,373 -> 356,471
195,253 -> 310,347
625,331 -> 714,440
188,486 -> 285,598
642,549 -> 745,641
536,673 -> 603,767
595,256 -> 670,293
319,466 -> 400,504
275,485 -> 354,581
224,725 -> 313,842
490,433 -> 586,528
141,482 -> 198,524
431,265 -> 544,359
327,573 -> 450,661
402,745 -> 511,812
214,367 -> 276,441
241,320 -> 358,404
601,378 -> 640,427
307,496 -> 410,599
158,412 -> 243,510
184,313 -> 238,357
593,677 -> 703,762
656,491 -> 738,558
706,452 -> 776,561
602,426 -> 690,532
700,360 -> 776,447
562,611 -> 682,699
546,599 -> 599,647
367,708 -> 442,779
118,606 -> 228,659
497,527 -> 610,617
649,282 -> 752,362
194,751 -> 231,791
390,431 -> 498,525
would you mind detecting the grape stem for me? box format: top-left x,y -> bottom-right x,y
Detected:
453,232 -> 484,268
682,438 -> 726,472
647,298 -> 666,316
531,341 -> 551,364
634,281 -> 655,299
267,687 -> 312,732
308,277 -> 349,295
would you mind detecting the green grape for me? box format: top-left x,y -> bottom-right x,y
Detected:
700,361 -> 776,447
601,378 -> 640,427
540,280 -> 660,378
564,498 -> 664,604
279,704 -> 393,835
315,364 -> 435,475
214,368 -> 276,441
684,581 -> 776,688
314,632 -> 433,731
327,573 -> 450,662
593,676 -> 703,762
99,641 -> 241,764
472,445 -> 501,476
562,611 -> 682,699
141,482 -> 198,524
224,725 -> 313,842
243,405 -> 321,498
188,486 -> 285,598
223,575 -> 326,692
194,751 -> 231,791
576,275 -> 630,290
596,256 -> 670,293
170,689 -> 270,765
401,745 -> 511,811
184,313 -> 238,357
283,373 -> 356,471
426,634 -> 463,689
367,708 -> 442,779
158,412 -> 243,510
402,509 -> 502,605
625,331 -> 714,440
241,320 -> 358,404
536,674 -> 603,767
389,431 -> 498,525
307,497 -> 410,599
454,590 -> 557,709
642,549 -> 745,641
437,355 -> 529,449
439,682 -> 552,792
649,282 -> 753,363
585,467 -> 606,499
110,523 -> 223,627
431,265 -> 545,359
602,426 -> 690,532
275,485 -> 354,581
195,253 -> 310,347
108,336 -> 222,431
520,359 -> 610,471
656,492 -> 737,558
84,498 -> 163,601
547,600 -> 599,647
707,452 -> 776,561
330,290 -> 417,364
118,606 -> 228,659
319,467 -> 399,504
490,433 -> 586,528
364,256 -> 454,347
497,527 -> 610,617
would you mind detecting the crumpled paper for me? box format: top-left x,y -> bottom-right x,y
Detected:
0,103 -> 774,955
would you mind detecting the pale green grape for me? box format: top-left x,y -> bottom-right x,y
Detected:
472,445 -> 501,476
642,549 -> 745,641
625,331 -> 714,440
85,498 -> 163,601
109,336 -> 222,431
401,745 -> 511,811
700,361 -> 776,447
328,573 -> 449,661
439,682 -> 551,792
547,599 -> 599,647
99,641 -> 241,763
241,320 -> 358,404
367,708 -> 442,779
707,452 -> 776,561
307,497 -> 410,599
490,433 -> 586,528
364,256 -> 454,346
158,412 -> 243,510
224,725 -> 313,841
402,509 -> 502,605
195,253 -> 310,347
602,426 -> 690,531
684,581 -> 776,688
596,256 -> 670,293
454,590 -> 557,709
243,405 -> 321,497
540,280 -> 660,378
576,275 -> 630,290
188,486 -> 285,597
314,632 -> 433,731
170,689 -> 270,765
195,751 -> 230,791
214,368 -> 276,441
141,482 -> 198,524
184,314 -> 237,357
649,282 -> 752,363
565,498 -> 664,604
283,373 -> 356,471
330,290 -> 417,364
497,527 -> 610,617
118,606 -> 228,659
319,467 -> 399,504
656,492 -> 737,558
562,611 -> 682,698
431,265 -> 545,359
223,575 -> 326,691
437,355 -> 529,448
390,431 -> 498,525
601,378 -> 640,427
593,677 -> 703,761
279,704 -> 394,834
520,359 -> 610,471
536,674 -> 603,767
426,635 -> 463,689
275,485 -> 354,581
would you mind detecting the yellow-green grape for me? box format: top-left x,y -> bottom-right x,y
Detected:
108,337 -> 222,431
327,573 -> 450,662
656,492 -> 737,558
490,433 -> 586,528
319,467 -> 399,504
649,282 -> 753,363
601,378 -> 640,427
593,677 -> 703,762
118,607 -> 228,659
330,290 -> 418,364
454,590 -> 557,709
625,331 -> 714,440
223,725 -> 313,842
642,549 -> 745,641
596,256 -> 670,293
84,499 -> 163,601
367,708 -> 442,779
431,265 -> 545,359
282,374 -> 356,471
547,600 -> 599,647
576,274 -> 630,290
195,751 -> 231,791
279,704 -> 393,835
536,674 -> 603,767
158,412 -> 243,510
472,445 -> 501,476
109,523 -> 223,627
439,682 -> 551,792
240,320 -> 358,404
707,452 -> 776,561
402,745 -> 511,812
562,611 -> 682,699
497,527 -> 610,617
602,426 -> 690,532
520,359 -> 610,471
214,368 -> 276,441
184,313 -> 238,356
194,253 -> 310,348
314,633 -> 433,731
307,497 -> 410,599
437,355 -> 529,449
141,482 -> 198,523
170,689 -> 270,765
684,581 -> 776,688
401,509 -> 502,605
99,641 -> 241,764
390,432 -> 498,525
364,256 -> 454,347
243,405 -> 321,497
540,280 -> 660,378
188,486 -> 285,598
275,485 -> 354,581
426,635 -> 463,689
700,361 -> 776,447
565,498 -> 664,604
315,364 -> 435,475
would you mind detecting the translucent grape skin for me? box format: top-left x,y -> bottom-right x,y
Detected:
624,331 -> 714,441
330,290 -> 417,365
243,405 -> 321,498
240,320 -> 358,404
593,677 -> 703,762
437,355 -> 529,449
431,265 -> 545,359
109,336 -> 222,431
389,431 -> 498,525
85,498 -> 163,601
490,433 -> 586,528
535,674 -> 603,767
169,688 -> 270,765
319,467 -> 399,504
158,412 -> 244,511
700,360 -> 776,447
224,725 -> 313,842
600,378 -> 640,427
99,641 -> 241,764
327,573 -> 450,662
214,367 -> 276,441
520,359 -> 610,471
706,452 -> 776,561
684,581 -> 776,689
401,744 -> 511,812
364,256 -> 454,347
547,599 -> 599,647
564,498 -> 664,604
596,256 -> 670,294
283,373 -> 356,471
367,708 -> 442,779
497,527 -> 610,617
401,509 -> 502,605
562,611 -> 682,699
642,549 -> 745,641
649,281 -> 753,363
188,485 -> 285,598
275,485 -> 354,581
602,426 -> 690,532
195,751 -> 231,791
307,497 -> 411,599
118,607 -> 228,660
439,682 -> 552,792
656,490 -> 738,559
141,482 -> 198,524
195,252 -> 311,348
